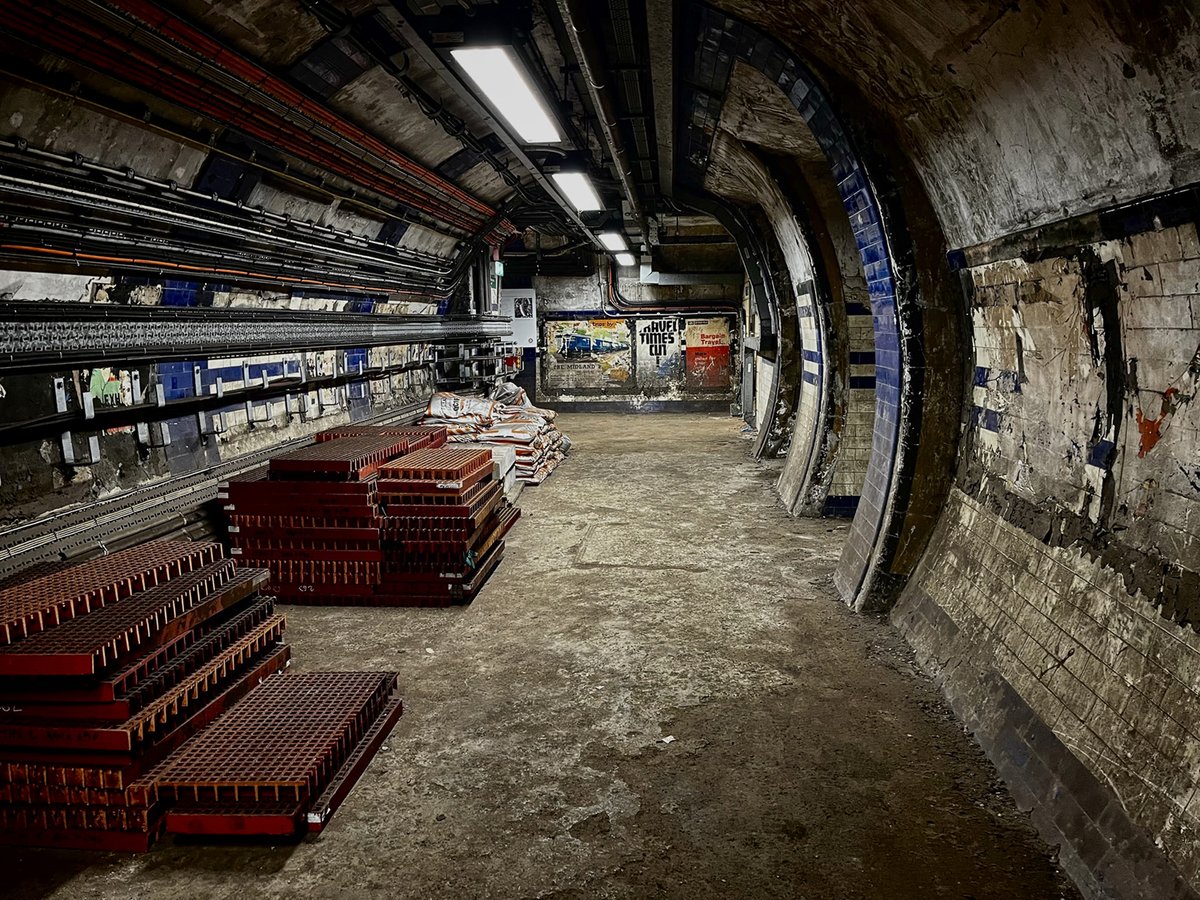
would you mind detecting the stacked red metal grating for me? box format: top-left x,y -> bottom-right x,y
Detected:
148,672 -> 402,837
313,423 -> 447,448
0,540 -> 220,644
224,429 -> 519,607
0,541 -> 288,851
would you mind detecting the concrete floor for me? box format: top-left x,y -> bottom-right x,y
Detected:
8,413 -> 1078,899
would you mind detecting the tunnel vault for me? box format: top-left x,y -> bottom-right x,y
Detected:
1,1 -> 1199,897
677,2 -> 963,615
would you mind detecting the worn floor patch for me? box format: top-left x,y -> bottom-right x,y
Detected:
6,413 -> 1079,900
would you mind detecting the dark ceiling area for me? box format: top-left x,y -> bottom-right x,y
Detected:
0,0 -> 795,293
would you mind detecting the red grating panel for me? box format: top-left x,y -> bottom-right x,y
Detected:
376,464 -> 491,497
386,503 -> 520,558
0,800 -> 159,832
377,447 -> 492,482
0,541 -> 220,645
274,542 -> 505,608
0,819 -> 165,851
0,562 -> 266,678
380,480 -> 502,521
167,694 -> 405,837
306,695 -> 403,831
225,500 -> 380,519
232,546 -> 382,564
0,598 -> 281,722
0,617 -> 286,754
117,599 -> 277,716
0,644 -> 290,791
151,671 -> 398,807
166,800 -> 304,837
268,435 -> 413,481
315,424 -> 446,449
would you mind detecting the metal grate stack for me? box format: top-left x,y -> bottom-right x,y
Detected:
147,672 -> 402,837
312,424 -> 449,447
0,541 -> 288,851
224,429 -> 519,606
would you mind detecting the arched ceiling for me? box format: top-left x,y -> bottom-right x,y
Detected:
0,0 -> 1197,292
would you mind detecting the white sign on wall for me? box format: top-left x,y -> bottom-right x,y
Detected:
500,288 -> 538,348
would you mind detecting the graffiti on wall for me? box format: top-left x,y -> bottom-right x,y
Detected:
684,318 -> 731,389
543,319 -> 634,391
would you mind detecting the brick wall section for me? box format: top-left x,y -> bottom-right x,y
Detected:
896,221 -> 1200,894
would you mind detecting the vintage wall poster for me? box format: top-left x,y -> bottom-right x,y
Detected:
684,317 -> 732,389
635,318 -> 683,387
543,319 -> 634,391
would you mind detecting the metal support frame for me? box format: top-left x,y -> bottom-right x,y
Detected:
2,358 -> 438,447
0,400 -> 431,578
0,302 -> 512,374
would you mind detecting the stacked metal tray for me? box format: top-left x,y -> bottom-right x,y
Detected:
224,427 -> 519,606
149,672 -> 402,837
0,542 -> 287,851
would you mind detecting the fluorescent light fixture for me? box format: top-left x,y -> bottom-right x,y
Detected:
615,252 -> 637,267
551,171 -> 602,212
598,232 -> 628,252
451,47 -> 561,143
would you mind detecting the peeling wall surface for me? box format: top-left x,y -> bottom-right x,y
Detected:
692,2 -> 1200,896
895,221 -> 1200,894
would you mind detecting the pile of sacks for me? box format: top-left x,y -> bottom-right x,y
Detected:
421,385 -> 570,485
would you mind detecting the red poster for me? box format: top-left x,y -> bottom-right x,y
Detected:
684,318 -> 731,389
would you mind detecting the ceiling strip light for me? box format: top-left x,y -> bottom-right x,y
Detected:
451,47 -> 562,144
615,252 -> 637,267
551,172 -> 602,212
598,232 -> 628,252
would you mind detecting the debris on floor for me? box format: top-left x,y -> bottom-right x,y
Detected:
223,425 -> 520,606
420,386 -> 571,485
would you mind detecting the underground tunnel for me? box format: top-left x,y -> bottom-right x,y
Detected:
0,1 -> 1197,897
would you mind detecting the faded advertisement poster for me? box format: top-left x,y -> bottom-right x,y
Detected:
635,318 -> 683,387
543,319 -> 634,391
684,318 -> 731,389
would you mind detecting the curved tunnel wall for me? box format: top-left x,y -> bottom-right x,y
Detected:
695,1 -> 1200,895
682,5 -> 915,612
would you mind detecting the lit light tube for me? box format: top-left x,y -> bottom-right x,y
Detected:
451,47 -> 562,143
598,232 -> 628,252
551,172 -> 602,212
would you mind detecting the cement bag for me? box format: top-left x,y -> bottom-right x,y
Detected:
426,392 -> 497,424
474,422 -> 541,444
489,382 -> 528,406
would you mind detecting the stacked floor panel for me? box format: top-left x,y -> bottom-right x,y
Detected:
225,434 -> 519,607
0,542 -> 288,851
313,423 -> 447,449
149,672 -> 403,837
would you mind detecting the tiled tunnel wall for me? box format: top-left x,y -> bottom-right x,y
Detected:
694,2 -> 1200,895
894,216 -> 1200,896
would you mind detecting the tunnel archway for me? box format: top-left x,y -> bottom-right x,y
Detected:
677,3 -> 962,614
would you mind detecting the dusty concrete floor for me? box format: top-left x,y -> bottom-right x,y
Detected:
8,413 -> 1079,899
